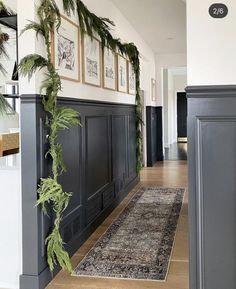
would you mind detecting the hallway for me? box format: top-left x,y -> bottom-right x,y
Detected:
47,161 -> 189,289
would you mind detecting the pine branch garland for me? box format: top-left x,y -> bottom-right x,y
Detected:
19,0 -> 143,274
19,0 -> 80,273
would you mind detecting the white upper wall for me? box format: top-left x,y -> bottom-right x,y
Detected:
155,53 -> 187,106
18,0 -> 156,105
110,0 -> 186,54
187,0 -> 236,85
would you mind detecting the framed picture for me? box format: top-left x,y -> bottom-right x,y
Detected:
102,47 -> 117,90
117,55 -> 128,93
151,78 -> 156,101
82,34 -> 101,87
128,62 -> 136,95
52,15 -> 80,82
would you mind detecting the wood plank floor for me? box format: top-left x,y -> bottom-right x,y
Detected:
47,160 -> 189,289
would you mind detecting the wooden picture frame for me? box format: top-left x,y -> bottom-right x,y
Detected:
51,15 -> 80,82
151,78 -> 156,101
82,34 -> 102,87
128,62 -> 136,95
117,54 -> 128,93
102,47 -> 117,91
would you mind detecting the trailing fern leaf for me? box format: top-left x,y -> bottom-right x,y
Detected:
20,0 -> 80,273
18,54 -> 48,80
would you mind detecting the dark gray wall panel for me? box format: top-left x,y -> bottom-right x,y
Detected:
187,85 -> 236,289
20,95 -> 139,289
146,106 -> 163,166
86,116 -> 111,199
128,115 -> 137,179
112,115 -> 127,193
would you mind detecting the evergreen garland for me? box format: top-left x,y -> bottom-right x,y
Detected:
18,0 -> 143,273
76,0 -> 143,171
18,0 -> 80,273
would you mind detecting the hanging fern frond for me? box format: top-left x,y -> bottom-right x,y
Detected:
0,95 -> 13,115
62,0 -> 75,15
46,227 -> 72,273
21,21 -> 47,38
38,0 -> 61,31
53,107 -> 80,130
18,54 -> 48,80
0,0 -> 14,15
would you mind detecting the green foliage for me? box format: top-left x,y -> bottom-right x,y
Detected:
18,54 -> 48,80
0,95 -> 13,115
19,0 -> 81,273
19,0 -> 143,275
46,227 -> 72,273
76,0 -> 143,172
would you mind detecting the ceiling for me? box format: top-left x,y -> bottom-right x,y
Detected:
110,0 -> 186,54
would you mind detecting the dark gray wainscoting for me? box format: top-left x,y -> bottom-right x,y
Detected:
146,106 -> 163,166
20,95 -> 139,289
187,85 -> 236,289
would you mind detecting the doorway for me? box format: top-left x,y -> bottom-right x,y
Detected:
177,92 -> 187,142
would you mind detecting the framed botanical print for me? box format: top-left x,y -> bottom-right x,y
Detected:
117,54 -> 128,93
128,62 -> 136,95
102,47 -> 117,90
82,34 -> 101,87
151,78 -> 156,101
52,15 -> 80,82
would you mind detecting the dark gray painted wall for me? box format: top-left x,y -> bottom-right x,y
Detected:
187,85 -> 236,289
20,95 -> 139,289
146,106 -> 164,166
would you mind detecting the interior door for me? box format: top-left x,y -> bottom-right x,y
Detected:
177,92 -> 187,141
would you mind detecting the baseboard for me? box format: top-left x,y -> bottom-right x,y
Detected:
20,268 -> 52,289
20,175 -> 140,289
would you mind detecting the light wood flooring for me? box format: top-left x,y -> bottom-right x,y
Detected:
47,160 -> 189,289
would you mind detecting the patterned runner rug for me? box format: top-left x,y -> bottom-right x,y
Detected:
73,187 -> 184,281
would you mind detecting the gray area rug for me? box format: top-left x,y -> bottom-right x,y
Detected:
73,187 -> 184,281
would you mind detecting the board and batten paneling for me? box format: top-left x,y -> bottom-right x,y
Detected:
20,95 -> 139,289
187,86 -> 236,289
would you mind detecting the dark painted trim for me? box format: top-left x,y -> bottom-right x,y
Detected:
20,95 -> 138,289
187,84 -> 236,289
146,106 -> 163,167
20,94 -> 136,108
186,85 -> 236,98
3,94 -> 19,99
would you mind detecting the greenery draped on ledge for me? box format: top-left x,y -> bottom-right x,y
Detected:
0,1 -> 14,115
18,0 -> 143,273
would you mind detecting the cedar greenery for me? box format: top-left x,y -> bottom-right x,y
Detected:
0,0 -> 14,115
19,0 -> 143,273
76,0 -> 143,172
18,0 -> 81,273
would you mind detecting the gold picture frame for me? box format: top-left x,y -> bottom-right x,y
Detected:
128,62 -> 136,95
51,15 -> 80,83
102,46 -> 117,91
117,54 -> 128,93
82,34 -> 102,87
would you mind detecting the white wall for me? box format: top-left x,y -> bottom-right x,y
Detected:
0,2 -> 156,288
163,70 -> 187,148
18,0 -> 156,106
0,155 -> 21,289
187,0 -> 236,85
155,53 -> 187,106
0,1 -> 21,288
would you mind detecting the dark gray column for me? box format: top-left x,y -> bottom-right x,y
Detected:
187,86 -> 236,289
